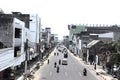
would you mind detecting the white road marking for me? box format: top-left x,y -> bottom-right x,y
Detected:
78,72 -> 82,76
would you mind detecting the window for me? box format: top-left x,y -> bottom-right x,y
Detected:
72,25 -> 76,29
15,28 -> 21,38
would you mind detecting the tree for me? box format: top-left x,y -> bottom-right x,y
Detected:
110,53 -> 120,65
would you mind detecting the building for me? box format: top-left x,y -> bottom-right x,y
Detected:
63,36 -> 69,48
0,12 -> 41,79
29,14 -> 41,58
68,24 -> 120,60
0,14 -> 25,79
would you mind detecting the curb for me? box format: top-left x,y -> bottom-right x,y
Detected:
71,53 -> 113,80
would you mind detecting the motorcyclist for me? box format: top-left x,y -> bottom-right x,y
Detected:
59,59 -> 61,65
47,59 -> 49,64
57,66 -> 59,73
54,62 -> 57,68
83,68 -> 87,76
54,52 -> 56,56
57,52 -> 59,56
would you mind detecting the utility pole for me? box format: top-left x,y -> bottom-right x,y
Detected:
25,39 -> 28,77
94,47 -> 96,70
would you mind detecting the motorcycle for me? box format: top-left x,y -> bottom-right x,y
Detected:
83,68 -> 87,76
54,62 -> 57,68
54,52 -> 56,56
59,59 -> 61,65
57,66 -> 59,73
47,59 -> 49,64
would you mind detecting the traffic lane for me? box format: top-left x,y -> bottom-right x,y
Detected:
66,52 -> 99,80
45,49 -> 98,80
38,48 -> 98,80
38,49 -> 64,80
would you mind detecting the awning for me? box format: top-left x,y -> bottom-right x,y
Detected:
87,40 -> 100,48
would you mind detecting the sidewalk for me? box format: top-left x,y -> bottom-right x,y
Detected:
73,54 -> 118,80
17,48 -> 55,80
17,61 -> 40,80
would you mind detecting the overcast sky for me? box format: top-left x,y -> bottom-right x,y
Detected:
0,0 -> 120,40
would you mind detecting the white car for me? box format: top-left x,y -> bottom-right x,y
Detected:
62,59 -> 68,65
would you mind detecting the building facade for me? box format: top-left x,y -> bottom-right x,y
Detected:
0,12 -> 41,79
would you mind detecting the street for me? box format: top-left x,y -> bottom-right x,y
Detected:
33,46 -> 101,80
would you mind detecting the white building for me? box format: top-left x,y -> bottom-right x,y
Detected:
0,13 -> 41,79
0,17 -> 25,71
28,14 -> 41,58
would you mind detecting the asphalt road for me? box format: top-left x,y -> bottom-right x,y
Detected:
35,47 -> 99,80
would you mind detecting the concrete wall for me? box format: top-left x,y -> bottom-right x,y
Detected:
0,18 -> 13,48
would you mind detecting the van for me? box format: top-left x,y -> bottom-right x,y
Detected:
62,59 -> 68,65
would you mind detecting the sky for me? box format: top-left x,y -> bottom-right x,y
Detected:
0,0 -> 120,40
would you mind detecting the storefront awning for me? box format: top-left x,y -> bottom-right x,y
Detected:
87,40 -> 100,48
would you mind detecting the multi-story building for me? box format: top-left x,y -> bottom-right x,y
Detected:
68,24 -> 120,62
52,34 -> 58,46
0,12 -> 41,79
63,36 -> 69,48
29,14 -> 41,58
40,27 -> 51,57
0,14 -> 25,79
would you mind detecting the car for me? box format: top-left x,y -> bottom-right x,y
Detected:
62,59 -> 68,65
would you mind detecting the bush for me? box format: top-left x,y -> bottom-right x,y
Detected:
110,53 -> 120,65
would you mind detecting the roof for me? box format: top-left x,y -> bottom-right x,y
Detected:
70,24 -> 86,34
0,8 -> 4,13
87,40 -> 100,48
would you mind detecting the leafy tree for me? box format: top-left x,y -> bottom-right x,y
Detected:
110,53 -> 120,65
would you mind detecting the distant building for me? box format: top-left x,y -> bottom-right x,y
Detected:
63,36 -> 69,48
68,24 -> 120,58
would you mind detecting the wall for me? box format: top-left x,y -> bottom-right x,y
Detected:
0,16 -> 13,48
29,14 -> 40,43
0,17 -> 26,71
